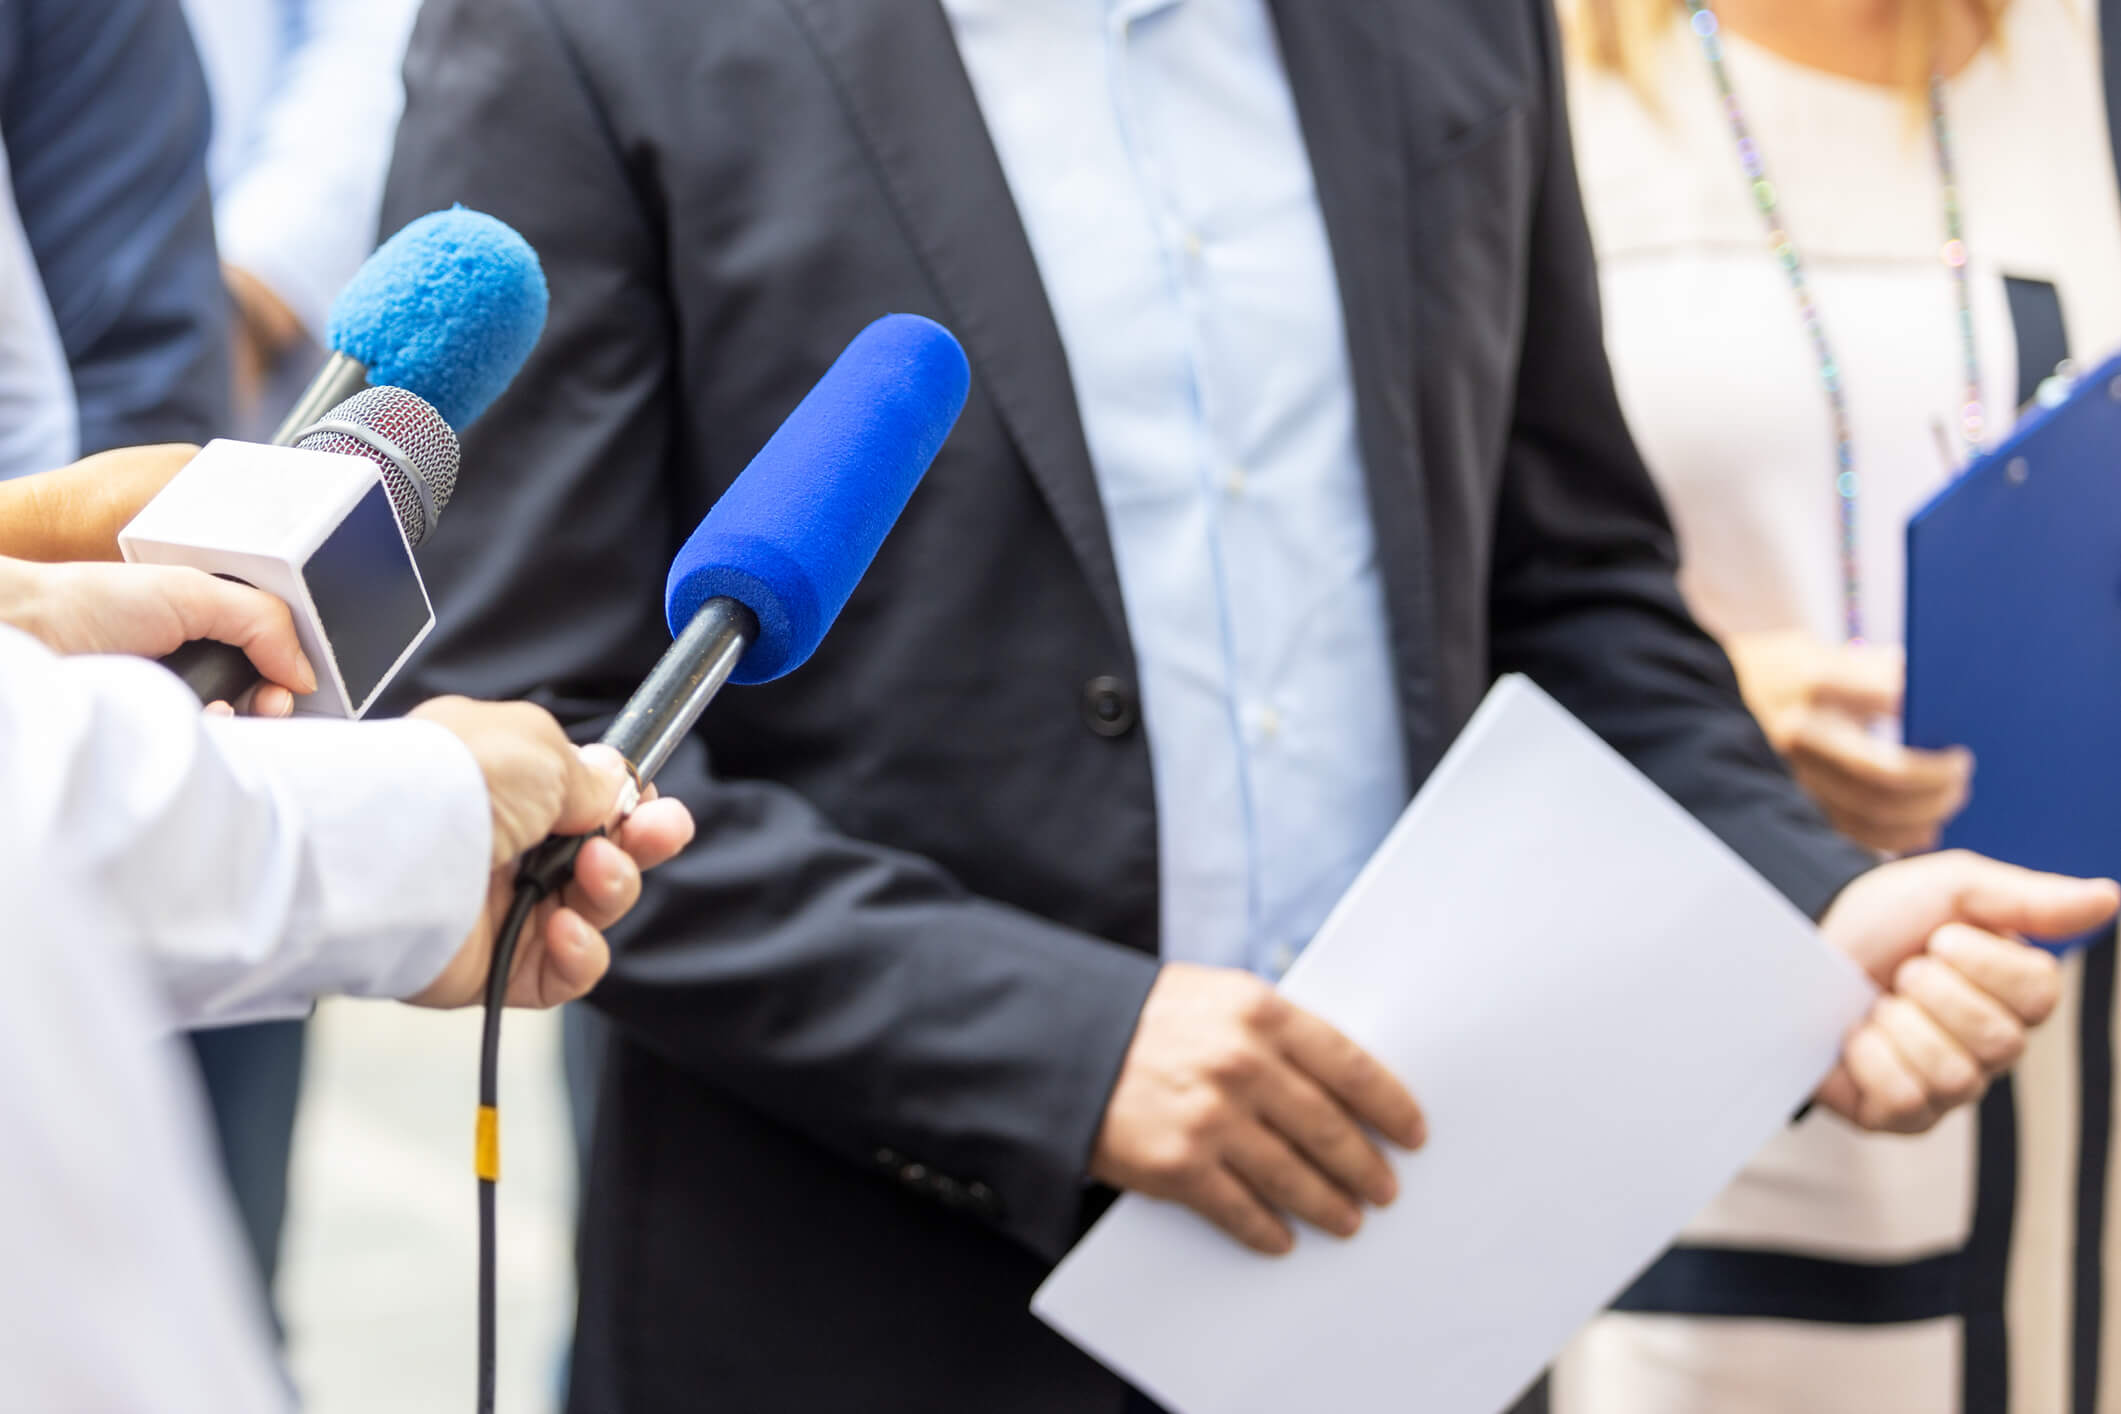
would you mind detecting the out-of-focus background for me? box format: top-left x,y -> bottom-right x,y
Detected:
278,1004 -> 574,1414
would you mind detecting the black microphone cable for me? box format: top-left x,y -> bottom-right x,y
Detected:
472,598 -> 755,1414
475,881 -> 539,1414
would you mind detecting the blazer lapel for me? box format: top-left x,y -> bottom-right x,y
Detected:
779,0 -> 1133,648
1268,0 -> 1442,774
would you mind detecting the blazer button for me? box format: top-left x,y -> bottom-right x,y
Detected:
1082,675 -> 1139,738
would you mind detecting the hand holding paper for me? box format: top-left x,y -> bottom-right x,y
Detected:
1089,964 -> 1426,1255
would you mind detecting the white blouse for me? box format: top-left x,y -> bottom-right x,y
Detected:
1572,0 -> 2121,651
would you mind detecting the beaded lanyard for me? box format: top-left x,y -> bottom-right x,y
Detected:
1683,0 -> 1983,644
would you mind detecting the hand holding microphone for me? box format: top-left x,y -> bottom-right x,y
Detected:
397,699 -> 694,1011
0,555 -> 316,716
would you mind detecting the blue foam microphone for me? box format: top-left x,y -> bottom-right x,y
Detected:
271,206 -> 549,444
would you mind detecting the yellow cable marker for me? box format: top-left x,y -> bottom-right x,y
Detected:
475,1104 -> 500,1182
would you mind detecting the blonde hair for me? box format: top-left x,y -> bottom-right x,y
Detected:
1568,0 -> 2010,108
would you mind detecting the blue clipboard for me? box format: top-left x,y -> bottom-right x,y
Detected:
1904,352 -> 2121,919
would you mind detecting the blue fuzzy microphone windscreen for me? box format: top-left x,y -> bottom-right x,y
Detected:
664,314 -> 971,684
326,207 -> 549,430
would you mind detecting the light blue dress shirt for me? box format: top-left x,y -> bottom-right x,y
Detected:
941,0 -> 1410,979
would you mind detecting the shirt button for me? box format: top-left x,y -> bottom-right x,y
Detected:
1255,705 -> 1282,742
1269,943 -> 1298,979
1222,464 -> 1248,498
1182,230 -> 1205,261
1082,675 -> 1140,739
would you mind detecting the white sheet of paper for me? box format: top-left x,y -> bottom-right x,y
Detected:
1033,675 -> 1877,1414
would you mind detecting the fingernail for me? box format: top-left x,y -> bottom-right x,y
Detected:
567,914 -> 596,953
1372,1172 -> 1399,1206
295,651 -> 317,695
579,743 -> 628,784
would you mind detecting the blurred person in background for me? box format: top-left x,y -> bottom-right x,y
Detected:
1548,2 -> 2121,1411
0,0 -> 229,480
174,0 -> 423,1311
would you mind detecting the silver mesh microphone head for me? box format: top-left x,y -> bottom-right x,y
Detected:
294,385 -> 460,548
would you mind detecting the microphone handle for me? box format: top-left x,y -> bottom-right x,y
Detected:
519,596 -> 758,897
161,637 -> 264,708
269,351 -> 370,447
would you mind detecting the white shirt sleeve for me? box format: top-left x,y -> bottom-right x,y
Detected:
214,0 -> 426,338
0,624 -> 491,1028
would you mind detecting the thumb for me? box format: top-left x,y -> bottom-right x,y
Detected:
1945,856 -> 2121,942
550,742 -> 630,839
162,568 -> 317,695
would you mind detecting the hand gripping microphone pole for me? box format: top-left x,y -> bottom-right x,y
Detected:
471,314 -> 972,1413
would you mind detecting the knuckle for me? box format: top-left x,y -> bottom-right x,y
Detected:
1143,1137 -> 1206,1188
1935,1057 -> 1983,1105
1893,956 -> 1932,995
1254,1158 -> 1306,1204
1871,1093 -> 1924,1132
1205,1044 -> 1264,1089
1301,1113 -> 1359,1161
1175,1091 -> 1229,1145
1982,1025 -> 2027,1071
2023,959 -> 2063,1023
1235,985 -> 1288,1032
